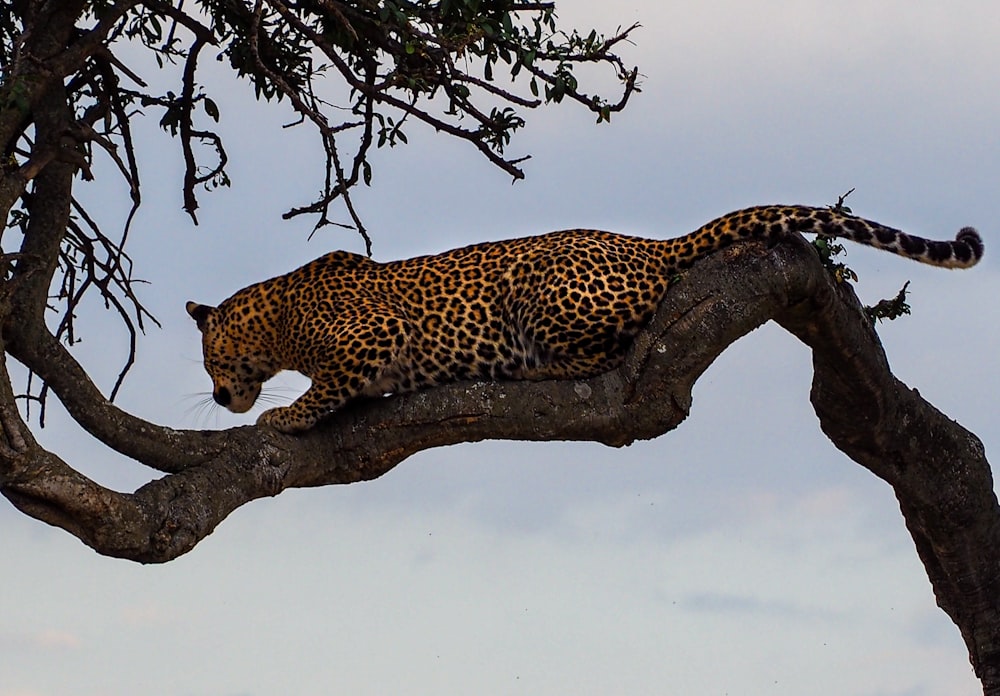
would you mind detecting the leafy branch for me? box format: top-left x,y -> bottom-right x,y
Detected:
813,189 -> 912,323
865,281 -> 911,323
0,0 -> 638,405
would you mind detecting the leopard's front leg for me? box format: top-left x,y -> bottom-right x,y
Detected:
257,374 -> 356,433
257,311 -> 412,433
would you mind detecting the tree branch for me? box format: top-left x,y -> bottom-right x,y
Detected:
179,34 -> 207,223
2,234 -> 996,688
8,74 -> 77,325
775,265 -> 1000,692
0,241 -> 955,523
5,327 -> 226,471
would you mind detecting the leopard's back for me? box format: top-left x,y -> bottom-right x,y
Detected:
364,230 -> 673,391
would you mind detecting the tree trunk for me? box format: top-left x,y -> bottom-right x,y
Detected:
777,268 -> 1000,692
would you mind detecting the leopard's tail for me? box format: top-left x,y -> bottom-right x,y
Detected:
693,205 -> 984,269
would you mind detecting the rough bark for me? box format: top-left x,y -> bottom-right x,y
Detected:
776,260 -> 1000,691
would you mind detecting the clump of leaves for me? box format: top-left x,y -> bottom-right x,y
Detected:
183,0 -> 643,247
813,188 -> 860,283
865,281 -> 911,323
817,189 -> 913,323
812,234 -> 859,284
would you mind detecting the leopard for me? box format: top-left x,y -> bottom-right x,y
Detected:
187,204 -> 983,433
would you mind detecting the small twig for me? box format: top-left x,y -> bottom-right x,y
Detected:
179,35 -> 207,223
143,0 -> 218,47
94,45 -> 147,87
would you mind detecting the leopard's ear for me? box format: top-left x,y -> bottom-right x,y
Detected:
186,301 -> 215,331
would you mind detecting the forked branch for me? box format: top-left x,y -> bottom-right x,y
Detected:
3,234 -> 997,689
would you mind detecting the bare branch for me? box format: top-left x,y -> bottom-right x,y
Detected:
6,323 -> 224,471
180,35 -> 207,223
94,45 -> 148,88
141,0 -> 218,48
454,72 -> 543,108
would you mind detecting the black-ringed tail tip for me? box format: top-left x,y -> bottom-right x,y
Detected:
690,205 -> 984,269
851,222 -> 984,269
954,227 -> 985,266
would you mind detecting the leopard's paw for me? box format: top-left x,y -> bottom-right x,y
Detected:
256,407 -> 313,434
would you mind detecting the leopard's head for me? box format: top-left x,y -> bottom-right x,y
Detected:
186,300 -> 279,414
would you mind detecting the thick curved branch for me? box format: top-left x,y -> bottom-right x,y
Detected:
0,239 -> 788,561
775,263 -> 1000,692
9,76 -> 77,325
1,236 -> 997,693
5,327 -> 227,471
0,237 -> 885,549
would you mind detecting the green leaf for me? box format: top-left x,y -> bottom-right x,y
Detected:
501,12 -> 513,35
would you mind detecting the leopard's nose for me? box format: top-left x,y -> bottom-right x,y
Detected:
213,386 -> 232,407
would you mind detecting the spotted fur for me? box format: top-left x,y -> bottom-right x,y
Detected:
188,205 -> 983,433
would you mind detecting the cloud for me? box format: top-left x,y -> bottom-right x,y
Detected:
0,629 -> 81,653
680,590 -> 839,622
32,630 -> 80,650
121,603 -> 171,628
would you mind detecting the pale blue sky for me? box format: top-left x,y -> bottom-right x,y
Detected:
3,1 -> 999,694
